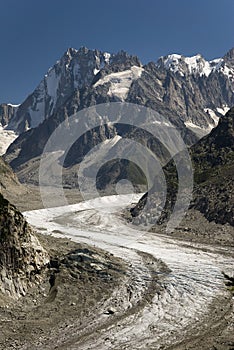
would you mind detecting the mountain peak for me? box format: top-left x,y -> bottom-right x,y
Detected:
65,47 -> 78,56
156,52 -> 224,77
223,47 -> 234,65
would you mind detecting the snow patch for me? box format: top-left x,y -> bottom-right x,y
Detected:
7,103 -> 20,108
93,68 -> 100,75
219,64 -> 234,79
158,54 -> 225,77
184,55 -> 211,76
0,125 -> 18,155
152,121 -> 172,127
104,52 -> 111,64
185,120 -> 214,134
184,121 -> 203,130
216,105 -> 230,116
159,54 -> 183,75
94,66 -> 144,100
103,134 -> 122,147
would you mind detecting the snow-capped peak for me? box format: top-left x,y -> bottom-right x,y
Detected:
156,53 -> 225,77
8,48 -> 116,132
157,54 -> 182,72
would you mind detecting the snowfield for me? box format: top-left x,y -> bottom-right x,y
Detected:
24,194 -> 234,349
0,125 -> 18,155
94,66 -> 144,100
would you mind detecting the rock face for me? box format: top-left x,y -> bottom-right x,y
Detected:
2,47 -> 234,187
131,107 -> 234,227
0,104 -> 19,155
0,155 -> 27,206
0,193 -> 48,300
6,48 -> 141,134
190,107 -> 234,225
0,104 -> 18,127
3,47 -> 234,135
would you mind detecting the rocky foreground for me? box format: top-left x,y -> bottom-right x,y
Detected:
16,194 -> 234,350
0,193 -> 48,302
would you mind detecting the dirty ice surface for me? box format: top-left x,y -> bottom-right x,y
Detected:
24,194 -> 234,349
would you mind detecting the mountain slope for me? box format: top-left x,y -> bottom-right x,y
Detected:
2,47 -> 234,188
0,156 -> 22,193
6,48 -> 141,134
4,47 -> 234,136
190,107 -> 234,225
0,193 -> 48,301
131,107 -> 234,227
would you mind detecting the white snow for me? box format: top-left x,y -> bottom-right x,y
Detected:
0,124 -> 18,155
151,121 -> 172,128
93,68 -> 100,75
184,120 -> 214,138
160,54 -> 183,75
104,52 -> 111,64
7,103 -> 20,108
24,194 -> 234,349
94,66 -> 144,100
185,105 -> 230,134
184,54 -> 212,76
184,121 -> 203,129
185,119 -> 217,132
216,105 -> 230,115
210,57 -> 223,70
158,54 -> 226,77
103,134 -> 122,147
219,64 -> 234,80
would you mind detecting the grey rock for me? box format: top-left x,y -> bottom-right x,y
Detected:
0,193 -> 49,299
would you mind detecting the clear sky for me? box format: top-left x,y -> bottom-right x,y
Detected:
0,0 -> 233,104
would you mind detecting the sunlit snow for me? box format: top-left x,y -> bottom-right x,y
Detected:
94,66 -> 144,100
7,103 -> 20,108
0,124 -> 18,155
158,54 -> 226,77
216,105 -> 230,115
29,99 -> 45,128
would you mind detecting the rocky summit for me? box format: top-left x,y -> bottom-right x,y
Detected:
0,47 -> 233,188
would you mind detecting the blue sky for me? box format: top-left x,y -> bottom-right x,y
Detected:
0,0 -> 233,104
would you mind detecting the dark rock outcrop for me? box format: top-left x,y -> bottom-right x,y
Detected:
190,107 -> 234,225
0,193 -> 48,300
0,104 -> 18,127
132,107 -> 234,227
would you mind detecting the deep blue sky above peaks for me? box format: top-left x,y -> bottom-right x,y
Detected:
0,0 -> 233,104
